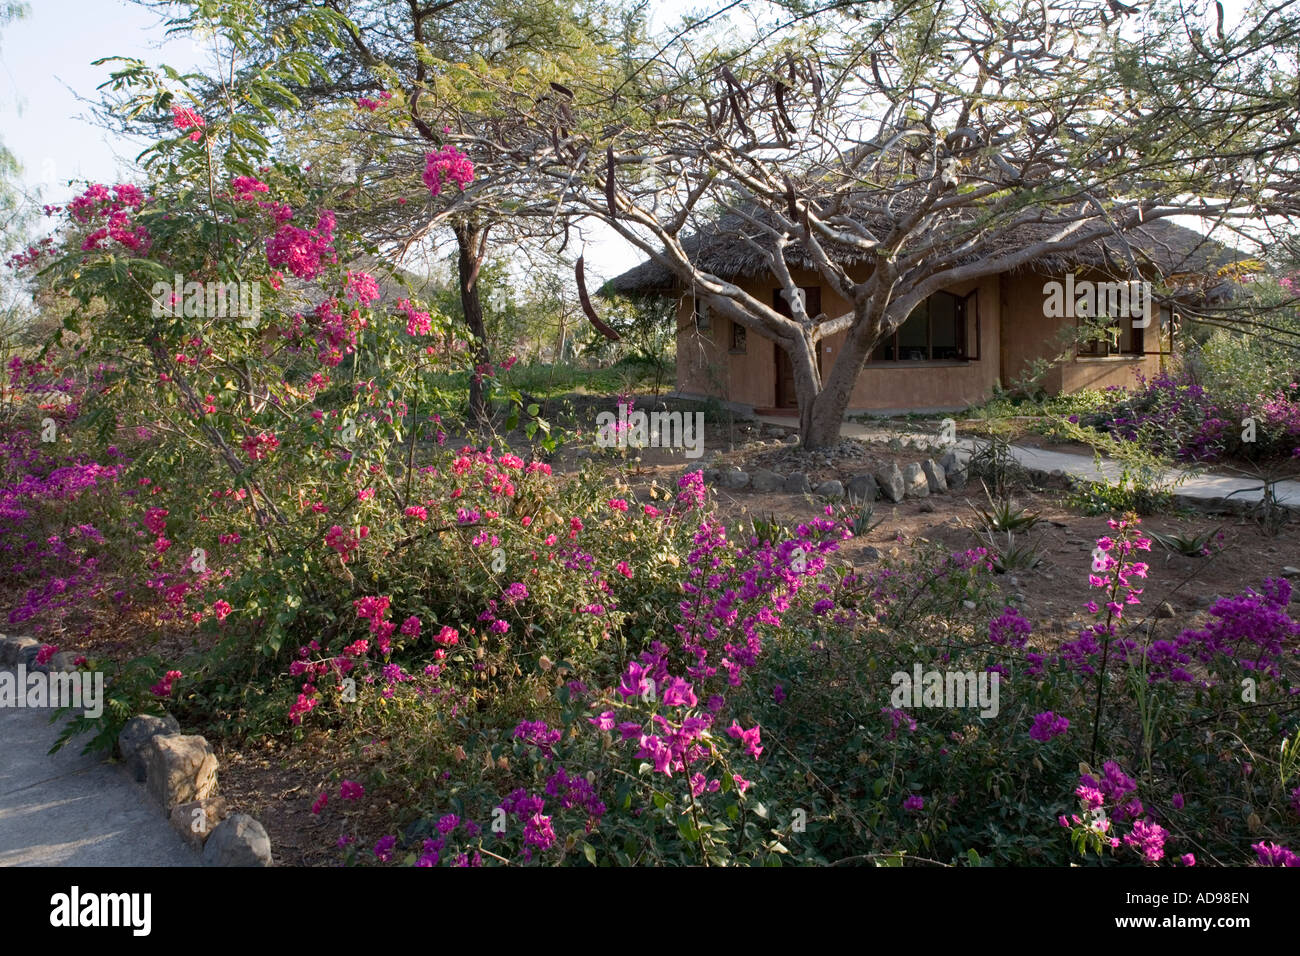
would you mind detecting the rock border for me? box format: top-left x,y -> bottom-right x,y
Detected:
0,634 -> 273,866
686,428 -> 1281,518
686,444 -> 970,505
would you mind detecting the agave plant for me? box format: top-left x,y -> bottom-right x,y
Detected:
845,497 -> 884,537
969,486 -> 1041,533
1146,526 -> 1221,558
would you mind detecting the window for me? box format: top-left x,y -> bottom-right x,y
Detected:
871,291 -> 975,362
1077,317 -> 1144,357
730,320 -> 747,353
693,296 -> 711,332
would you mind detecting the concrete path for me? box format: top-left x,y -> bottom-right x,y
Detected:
0,667 -> 198,866
754,415 -> 1300,508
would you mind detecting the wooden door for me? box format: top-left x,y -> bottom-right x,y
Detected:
775,347 -> 797,408
771,286 -> 821,409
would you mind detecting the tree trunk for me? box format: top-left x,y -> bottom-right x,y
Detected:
794,306 -> 887,450
454,222 -> 491,430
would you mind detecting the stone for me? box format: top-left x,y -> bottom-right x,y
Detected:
703,468 -> 722,484
202,814 -> 272,867
784,472 -> 812,494
1194,593 -> 1223,609
751,469 -> 784,493
918,500 -> 935,513
722,469 -> 750,490
815,480 -> 845,500
170,797 -> 232,850
903,463 -> 930,498
140,734 -> 219,809
847,474 -> 879,503
940,449 -> 968,489
17,643 -> 42,667
922,459 -> 948,494
0,636 -> 37,665
875,464 -> 905,502
785,433 -> 800,444
46,651 -> 80,673
859,546 -> 880,562
119,713 -> 182,782
1156,601 -> 1176,619
1282,566 -> 1300,578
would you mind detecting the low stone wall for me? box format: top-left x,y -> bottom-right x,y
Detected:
0,635 -> 273,866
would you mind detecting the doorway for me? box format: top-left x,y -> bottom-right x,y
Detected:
771,286 -> 822,409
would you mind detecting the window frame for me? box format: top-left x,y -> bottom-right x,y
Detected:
730,319 -> 747,353
693,296 -> 711,333
1076,316 -> 1146,359
869,290 -> 977,363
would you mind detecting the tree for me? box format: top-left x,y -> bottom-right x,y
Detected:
142,0 -> 639,428
0,2 -> 34,356
499,0 -> 1294,447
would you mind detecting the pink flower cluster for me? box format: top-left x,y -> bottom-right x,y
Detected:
356,91 -> 393,111
397,298 -> 431,336
265,210 -> 337,280
240,431 -> 279,461
310,297 -> 364,367
171,104 -> 205,141
230,176 -> 269,201
150,669 -> 183,698
344,270 -> 380,306
68,184 -> 151,254
422,146 -> 474,196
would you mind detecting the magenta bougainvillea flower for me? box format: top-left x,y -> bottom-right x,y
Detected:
422,146 -> 474,196
171,104 -> 205,141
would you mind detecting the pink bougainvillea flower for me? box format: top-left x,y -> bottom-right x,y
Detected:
422,146 -> 474,196
344,270 -> 381,306
150,670 -> 183,698
171,104 -> 206,141
339,780 -> 364,800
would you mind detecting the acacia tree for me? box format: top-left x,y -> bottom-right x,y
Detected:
487,0 -> 1294,447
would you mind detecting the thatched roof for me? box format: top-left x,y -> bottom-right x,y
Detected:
606,209 -> 1249,298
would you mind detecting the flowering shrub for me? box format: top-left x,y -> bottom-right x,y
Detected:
1078,369 -> 1300,463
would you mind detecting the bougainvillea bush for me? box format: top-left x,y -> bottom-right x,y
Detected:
300,503 -> 1297,867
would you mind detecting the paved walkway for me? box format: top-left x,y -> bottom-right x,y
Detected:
0,667 -> 198,866
754,416 -> 1300,508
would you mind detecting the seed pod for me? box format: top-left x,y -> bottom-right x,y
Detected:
576,256 -> 620,341
605,145 -> 617,218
